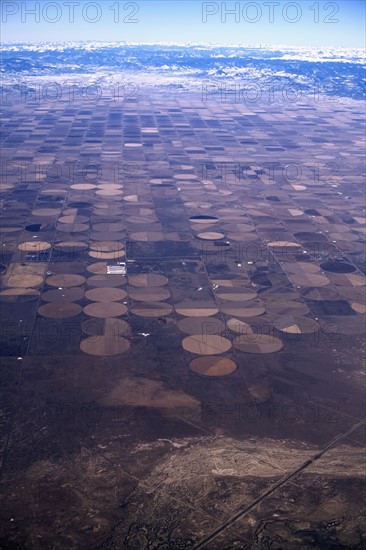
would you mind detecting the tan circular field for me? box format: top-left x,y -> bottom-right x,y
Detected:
80,335 -> 130,356
84,287 -> 127,302
83,302 -> 128,318
190,356 -> 237,377
233,334 -> 283,353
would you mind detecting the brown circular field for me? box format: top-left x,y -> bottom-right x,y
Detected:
128,274 -> 168,287
130,302 -> 173,317
90,232 -> 125,241
233,334 -> 283,353
97,184 -> 123,190
267,241 -> 301,249
80,335 -> 130,356
92,222 -> 125,232
70,183 -> 97,190
288,273 -> 330,287
196,232 -> 225,240
86,274 -> 126,288
211,278 -> 250,288
38,302 -> 82,319
95,189 -> 124,197
351,303 -> 366,314
190,356 -> 237,377
31,208 -> 61,217
220,302 -> 265,318
83,302 -> 128,318
88,250 -> 126,260
54,241 -> 88,253
265,300 -> 309,316
182,334 -> 232,355
189,215 -> 218,224
46,274 -> 86,288
273,315 -> 319,334
56,223 -> 89,233
17,241 -> 51,252
130,231 -> 164,241
226,318 -> 254,334
58,215 -> 89,224
129,287 -> 171,302
0,288 -> 40,302
282,262 -> 320,274
318,316 -> 364,335
299,287 -> 341,301
86,262 -> 108,275
82,317 -> 131,337
41,288 -> 84,302
84,287 -> 127,302
89,241 -> 125,252
6,274 -> 44,288
177,316 -> 225,335
216,288 -> 257,302
0,225 -> 22,233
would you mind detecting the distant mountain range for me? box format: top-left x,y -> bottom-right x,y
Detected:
1,42 -> 365,100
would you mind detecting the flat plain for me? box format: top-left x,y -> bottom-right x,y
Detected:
0,89 -> 365,548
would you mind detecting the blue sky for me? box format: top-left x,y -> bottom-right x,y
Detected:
1,0 -> 365,47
